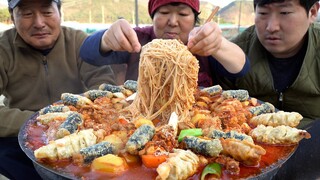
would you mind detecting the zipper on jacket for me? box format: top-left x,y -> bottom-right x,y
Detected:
42,57 -> 48,74
42,56 -> 52,102
278,91 -> 284,110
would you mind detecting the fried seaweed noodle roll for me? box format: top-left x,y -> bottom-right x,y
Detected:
122,39 -> 199,125
156,149 -> 199,180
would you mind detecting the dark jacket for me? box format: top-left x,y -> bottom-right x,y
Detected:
0,26 -> 116,137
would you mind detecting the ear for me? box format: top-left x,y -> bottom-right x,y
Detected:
309,2 -> 319,23
8,8 -> 16,25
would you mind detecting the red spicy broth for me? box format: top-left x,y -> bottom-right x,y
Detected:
23,116 -> 297,180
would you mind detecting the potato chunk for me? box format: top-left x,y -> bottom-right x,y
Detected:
91,154 -> 128,174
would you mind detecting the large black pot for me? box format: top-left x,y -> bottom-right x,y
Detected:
18,113 -> 74,180
19,112 -> 297,180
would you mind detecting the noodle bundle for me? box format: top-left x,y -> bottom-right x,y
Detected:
124,39 -> 199,124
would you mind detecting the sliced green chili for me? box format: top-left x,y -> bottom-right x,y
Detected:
200,162 -> 222,180
178,128 -> 202,142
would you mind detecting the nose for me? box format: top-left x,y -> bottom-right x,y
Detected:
168,14 -> 179,26
33,13 -> 46,29
266,14 -> 280,32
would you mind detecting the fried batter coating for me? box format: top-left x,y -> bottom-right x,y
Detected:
220,138 -> 266,166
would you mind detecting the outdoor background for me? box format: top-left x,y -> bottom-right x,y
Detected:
0,0 -> 258,39
0,0 -> 319,103
0,0 -> 255,105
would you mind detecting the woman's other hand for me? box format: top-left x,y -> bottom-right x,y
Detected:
187,22 -> 222,57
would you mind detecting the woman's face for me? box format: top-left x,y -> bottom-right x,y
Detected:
153,3 -> 195,45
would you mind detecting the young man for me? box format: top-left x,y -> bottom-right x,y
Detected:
216,1 -> 320,178
80,0 -> 250,86
0,0 -> 115,179
217,0 -> 320,128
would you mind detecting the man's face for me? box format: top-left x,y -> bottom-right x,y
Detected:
254,0 -> 319,58
12,0 -> 61,50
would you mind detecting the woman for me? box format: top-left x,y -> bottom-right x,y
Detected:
80,0 -> 249,86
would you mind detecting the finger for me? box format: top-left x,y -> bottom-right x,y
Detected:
188,24 -> 214,51
189,23 -> 222,55
187,27 -> 201,48
121,26 -> 141,53
102,28 -> 123,51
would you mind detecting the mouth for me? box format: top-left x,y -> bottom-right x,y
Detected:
32,32 -> 50,38
265,36 -> 281,44
164,32 -> 179,38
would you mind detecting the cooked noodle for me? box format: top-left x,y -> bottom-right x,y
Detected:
123,39 -> 199,124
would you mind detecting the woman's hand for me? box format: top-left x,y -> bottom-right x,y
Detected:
187,22 -> 222,57
188,22 -> 246,74
100,19 -> 141,53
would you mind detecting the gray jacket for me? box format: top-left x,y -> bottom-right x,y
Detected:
0,26 -> 115,137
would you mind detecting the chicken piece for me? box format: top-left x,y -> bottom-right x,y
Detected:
249,125 -> 311,144
178,121 -> 195,131
220,138 -> 266,166
215,155 -> 240,175
141,125 -> 177,156
195,116 -> 222,137
249,111 -> 303,127
211,99 -> 249,133
156,149 -> 199,180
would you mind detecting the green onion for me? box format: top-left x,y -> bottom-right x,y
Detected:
201,163 -> 222,180
178,128 -> 202,142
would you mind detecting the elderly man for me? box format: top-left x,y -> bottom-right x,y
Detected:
0,0 -> 115,179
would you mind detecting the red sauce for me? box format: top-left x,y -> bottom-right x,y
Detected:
24,119 -> 297,179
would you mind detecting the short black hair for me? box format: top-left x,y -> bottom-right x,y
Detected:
254,0 -> 319,14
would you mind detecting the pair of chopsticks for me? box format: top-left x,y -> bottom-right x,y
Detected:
205,6 -> 220,23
